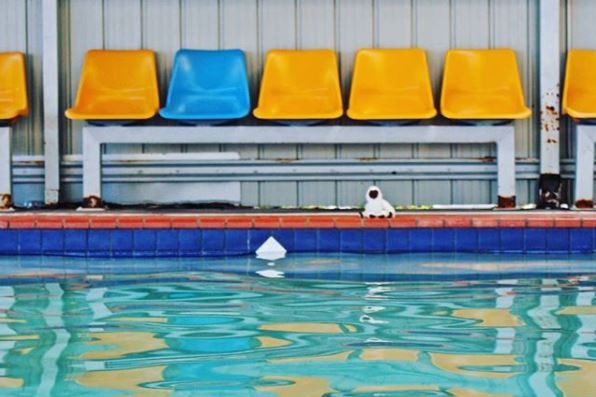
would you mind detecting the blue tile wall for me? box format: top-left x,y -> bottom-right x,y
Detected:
111,230 -> 134,257
249,230 -> 273,253
363,229 -> 386,253
273,229 -> 296,252
42,230 -> 65,255
134,230 -> 157,256
294,229 -> 317,252
88,230 -> 112,257
19,230 -> 41,254
64,230 -> 88,254
0,230 -> 18,254
0,227 -> 594,257
525,228 -> 547,253
225,229 -> 249,255
202,230 -> 226,256
455,228 -> 478,252
156,230 -> 179,255
433,229 -> 456,252
500,228 -> 524,253
546,228 -> 569,253
386,229 -> 410,253
410,229 -> 433,252
178,230 -> 202,256
570,228 -> 592,253
478,228 -> 500,252
340,229 -> 363,253
318,229 -> 340,252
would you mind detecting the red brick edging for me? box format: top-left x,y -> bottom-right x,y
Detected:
0,212 -> 594,229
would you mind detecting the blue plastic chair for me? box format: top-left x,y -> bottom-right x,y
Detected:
160,49 -> 251,123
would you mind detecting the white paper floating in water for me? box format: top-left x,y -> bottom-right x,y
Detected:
255,236 -> 287,261
256,269 -> 285,279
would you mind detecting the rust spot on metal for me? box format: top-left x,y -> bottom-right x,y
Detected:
275,158 -> 296,164
498,196 -> 516,209
0,194 -> 12,210
575,199 -> 594,209
358,157 -> 378,162
546,138 -> 558,144
83,195 -> 104,209
480,156 -> 496,163
541,87 -> 561,135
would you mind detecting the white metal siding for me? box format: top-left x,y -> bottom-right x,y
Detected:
8,0 -> 547,205
0,0 -> 43,156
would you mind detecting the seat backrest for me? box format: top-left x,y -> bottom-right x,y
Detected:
563,49 -> 596,114
165,49 -> 250,102
74,49 -> 159,108
350,48 -> 433,94
0,52 -> 28,118
441,49 -> 525,97
259,49 -> 341,97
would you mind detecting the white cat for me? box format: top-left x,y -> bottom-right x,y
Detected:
362,186 -> 395,218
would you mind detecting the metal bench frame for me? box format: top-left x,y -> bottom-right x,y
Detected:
574,125 -> 596,208
0,127 -> 12,210
82,124 -> 517,209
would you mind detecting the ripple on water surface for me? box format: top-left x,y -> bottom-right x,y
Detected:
0,254 -> 592,396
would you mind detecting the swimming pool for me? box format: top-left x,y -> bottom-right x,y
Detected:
0,254 -> 594,396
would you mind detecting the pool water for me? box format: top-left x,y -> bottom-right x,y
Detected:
0,254 -> 593,396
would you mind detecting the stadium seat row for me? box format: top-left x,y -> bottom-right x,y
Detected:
4,49 -> 596,124
63,48 -> 532,123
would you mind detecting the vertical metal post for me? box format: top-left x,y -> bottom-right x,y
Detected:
538,0 -> 562,207
42,0 -> 60,205
574,126 -> 595,208
82,128 -> 103,208
0,127 -> 12,209
497,130 -> 516,208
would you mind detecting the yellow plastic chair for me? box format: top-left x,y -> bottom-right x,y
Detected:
563,49 -> 596,119
253,49 -> 343,120
65,50 -> 159,120
347,48 -> 436,120
0,52 -> 28,121
440,49 -> 531,120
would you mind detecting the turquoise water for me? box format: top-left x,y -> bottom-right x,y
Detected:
0,254 -> 593,396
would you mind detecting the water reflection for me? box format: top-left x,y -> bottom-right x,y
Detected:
0,272 -> 591,396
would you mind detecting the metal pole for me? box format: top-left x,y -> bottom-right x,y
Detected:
574,126 -> 595,208
0,127 -> 12,209
42,0 -> 60,205
538,0 -> 562,208
496,130 -> 516,208
82,129 -> 103,209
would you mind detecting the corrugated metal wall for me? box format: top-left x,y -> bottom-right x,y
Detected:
0,0 -> 43,157
565,0 -> 596,158
5,0 -> 555,206
57,0 -> 540,206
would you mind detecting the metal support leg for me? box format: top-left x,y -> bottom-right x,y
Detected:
497,130 -> 516,208
0,127 -> 13,210
538,0 -> 562,208
574,126 -> 595,209
81,129 -> 103,209
42,0 -> 61,205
